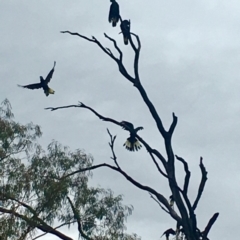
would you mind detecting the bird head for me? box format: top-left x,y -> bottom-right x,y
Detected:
40,76 -> 44,83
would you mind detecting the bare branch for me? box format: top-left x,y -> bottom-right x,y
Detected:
79,102 -> 121,125
131,33 -> 141,50
61,31 -> 117,61
61,30 -> 135,83
104,33 -> 123,61
107,128 -> 120,168
202,212 -> 219,239
128,33 -> 138,53
59,163 -> 181,223
32,221 -> 76,240
0,207 -> 73,240
61,31 -> 94,42
128,33 -> 141,81
175,155 -> 198,231
168,113 -> 178,137
136,134 -> 167,167
45,104 -> 80,111
136,84 -> 167,137
149,193 -> 169,214
193,157 -> 208,211
148,151 -> 168,178
45,102 -> 121,126
165,152 -> 194,239
175,155 -> 191,194
105,47 -> 114,56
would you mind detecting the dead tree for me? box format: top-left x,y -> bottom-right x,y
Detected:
46,2 -> 219,239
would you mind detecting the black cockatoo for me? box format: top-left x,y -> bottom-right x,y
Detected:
121,121 -> 143,152
161,228 -> 176,240
18,61 -> 56,97
108,0 -> 120,27
120,20 -> 130,45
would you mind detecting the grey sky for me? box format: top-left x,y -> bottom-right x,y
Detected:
1,0 -> 240,239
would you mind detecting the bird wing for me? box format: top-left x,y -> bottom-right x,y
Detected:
44,61 -> 56,84
121,121 -> 134,130
161,228 -> 176,237
135,126 -> 144,132
18,83 -> 42,90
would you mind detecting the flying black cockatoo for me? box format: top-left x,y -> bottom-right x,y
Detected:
120,20 -> 130,45
18,61 -> 56,97
121,121 -> 143,152
161,228 -> 176,240
108,0 -> 120,27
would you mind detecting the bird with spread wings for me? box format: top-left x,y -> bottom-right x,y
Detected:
121,121 -> 143,152
18,61 -> 56,97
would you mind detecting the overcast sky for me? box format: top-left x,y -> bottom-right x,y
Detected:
1,0 -> 240,239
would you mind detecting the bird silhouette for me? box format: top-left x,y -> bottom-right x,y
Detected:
18,61 -> 56,97
108,0 -> 120,27
120,20 -> 130,45
121,121 -> 143,151
161,228 -> 176,240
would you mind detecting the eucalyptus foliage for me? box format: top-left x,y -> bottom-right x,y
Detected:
0,99 -> 141,240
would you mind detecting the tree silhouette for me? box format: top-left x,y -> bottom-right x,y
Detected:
46,1 -> 219,240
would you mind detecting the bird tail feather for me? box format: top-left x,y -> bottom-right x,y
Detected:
123,139 -> 142,151
44,88 -> 55,96
124,37 -> 128,45
112,18 -> 117,27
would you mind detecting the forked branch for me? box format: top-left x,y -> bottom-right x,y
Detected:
149,192 -> 169,214
58,163 -> 181,223
175,155 -> 191,194
104,33 -> 123,61
60,30 -> 177,140
129,33 -> 141,80
61,30 -> 135,83
107,128 -> 120,169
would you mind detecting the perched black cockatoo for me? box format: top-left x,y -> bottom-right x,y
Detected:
120,20 -> 130,45
18,61 -> 56,97
161,228 -> 176,240
121,121 -> 143,152
108,0 -> 120,27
